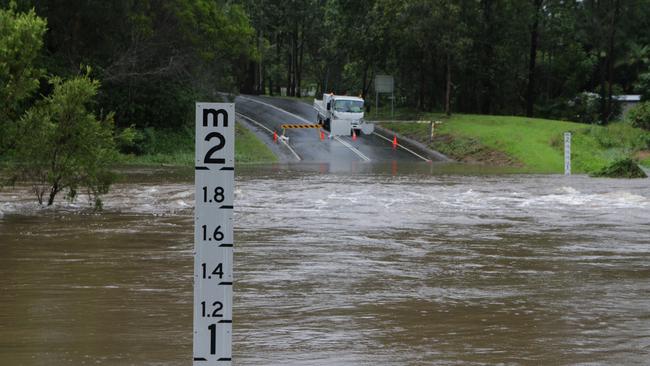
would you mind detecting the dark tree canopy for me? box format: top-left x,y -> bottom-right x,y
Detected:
3,0 -> 650,125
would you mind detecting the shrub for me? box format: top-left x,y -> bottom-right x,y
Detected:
590,158 -> 647,178
584,122 -> 650,150
635,72 -> 650,101
13,75 -> 118,206
627,101 -> 650,131
566,92 -> 602,124
555,92 -> 622,124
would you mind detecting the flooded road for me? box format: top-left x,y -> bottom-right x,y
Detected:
1,165 -> 649,365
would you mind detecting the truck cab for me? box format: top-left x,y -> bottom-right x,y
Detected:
314,94 -> 374,136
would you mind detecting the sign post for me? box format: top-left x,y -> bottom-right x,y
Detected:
193,103 -> 235,365
564,132 -> 571,175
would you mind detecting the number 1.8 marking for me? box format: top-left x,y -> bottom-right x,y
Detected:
202,186 -> 224,203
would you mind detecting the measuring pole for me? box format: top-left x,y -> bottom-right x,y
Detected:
564,132 -> 571,175
193,103 -> 235,365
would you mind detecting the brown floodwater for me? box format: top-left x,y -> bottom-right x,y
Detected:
1,164 -> 649,365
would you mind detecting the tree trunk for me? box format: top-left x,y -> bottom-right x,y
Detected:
418,57 -> 425,109
296,24 -> 304,98
258,30 -> 264,94
361,63 -> 375,99
323,66 -> 329,95
445,53 -> 452,116
287,36 -> 293,96
47,182 -> 59,206
526,0 -> 543,117
361,63 -> 369,99
605,0 -> 620,123
480,0 -> 494,115
290,27 -> 298,97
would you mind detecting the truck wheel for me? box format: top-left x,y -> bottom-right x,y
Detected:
324,119 -> 330,131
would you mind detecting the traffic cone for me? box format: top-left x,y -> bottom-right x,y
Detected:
392,135 -> 398,150
320,129 -> 325,141
273,130 -> 278,143
352,130 -> 357,141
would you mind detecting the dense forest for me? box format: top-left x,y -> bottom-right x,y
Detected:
3,0 -> 650,204
3,0 -> 650,129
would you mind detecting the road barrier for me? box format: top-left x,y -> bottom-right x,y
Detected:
280,123 -> 323,129
281,123 -> 324,140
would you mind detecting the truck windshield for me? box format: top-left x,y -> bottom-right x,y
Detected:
334,100 -> 364,113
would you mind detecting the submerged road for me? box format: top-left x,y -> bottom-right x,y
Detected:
2,170 -> 650,365
234,95 -> 429,164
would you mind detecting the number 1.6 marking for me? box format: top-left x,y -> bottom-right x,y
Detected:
201,225 -> 224,242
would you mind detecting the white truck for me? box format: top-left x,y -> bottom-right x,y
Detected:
313,94 -> 374,136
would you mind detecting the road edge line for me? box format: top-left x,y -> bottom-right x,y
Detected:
236,112 -> 302,161
372,132 -> 430,162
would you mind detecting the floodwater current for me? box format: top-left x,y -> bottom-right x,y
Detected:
1,164 -> 649,365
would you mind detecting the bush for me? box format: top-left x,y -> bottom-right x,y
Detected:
584,122 -> 650,150
590,158 -> 647,178
627,101 -> 650,130
138,127 -> 194,155
635,72 -> 650,101
566,92 -> 602,124
13,75 -> 118,206
552,92 -> 623,124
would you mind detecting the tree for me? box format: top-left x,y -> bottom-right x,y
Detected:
0,5 -> 46,154
12,73 -> 120,207
525,0 -> 543,117
12,0 -> 256,130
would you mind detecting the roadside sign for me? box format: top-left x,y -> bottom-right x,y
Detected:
375,75 -> 395,117
193,103 -> 235,365
374,75 -> 394,93
564,132 -> 571,175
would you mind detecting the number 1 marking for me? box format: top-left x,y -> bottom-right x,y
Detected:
208,324 -> 216,355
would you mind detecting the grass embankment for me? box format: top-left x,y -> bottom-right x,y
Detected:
370,108 -> 650,173
122,123 -> 277,166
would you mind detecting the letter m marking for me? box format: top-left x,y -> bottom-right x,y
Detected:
203,108 -> 229,127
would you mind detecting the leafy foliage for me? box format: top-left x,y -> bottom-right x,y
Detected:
565,92 -> 604,124
5,0 -> 650,126
0,5 -> 46,152
627,101 -> 650,131
6,0 -> 256,130
12,74 -> 120,207
590,158 -> 647,178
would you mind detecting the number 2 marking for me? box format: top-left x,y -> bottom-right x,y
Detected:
204,132 -> 225,164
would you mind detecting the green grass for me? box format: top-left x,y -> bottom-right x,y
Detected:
122,123 -> 277,166
379,109 -> 650,173
233,123 -> 278,163
641,156 -> 650,167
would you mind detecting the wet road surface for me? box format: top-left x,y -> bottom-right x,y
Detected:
235,95 -> 425,164
1,166 -> 649,365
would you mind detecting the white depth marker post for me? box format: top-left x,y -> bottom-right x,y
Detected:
564,132 -> 571,175
193,103 -> 235,365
